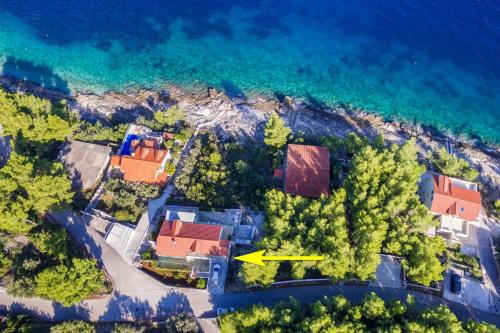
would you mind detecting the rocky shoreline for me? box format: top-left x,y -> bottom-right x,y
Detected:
1,75 -> 498,208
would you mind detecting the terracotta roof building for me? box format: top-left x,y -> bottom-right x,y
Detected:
110,138 -> 169,186
284,144 -> 330,198
429,174 -> 481,222
156,220 -> 230,258
419,172 -> 482,243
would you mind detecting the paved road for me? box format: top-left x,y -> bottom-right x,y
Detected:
0,203 -> 499,329
477,222 -> 500,313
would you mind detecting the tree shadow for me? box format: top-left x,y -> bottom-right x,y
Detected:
48,212 -> 104,269
98,292 -> 153,321
51,302 -> 90,321
305,92 -> 327,110
1,56 -> 70,94
96,290 -> 195,321
154,290 -> 194,321
7,302 -> 53,321
221,80 -> 246,100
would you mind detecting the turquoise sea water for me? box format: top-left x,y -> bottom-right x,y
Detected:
0,1 -> 499,142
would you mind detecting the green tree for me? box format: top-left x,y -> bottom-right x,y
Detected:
264,113 -> 291,150
73,120 -> 128,143
411,304 -> 463,333
174,133 -> 229,207
50,321 -> 95,333
465,321 -> 500,333
493,200 -> 500,219
165,313 -> 199,333
34,258 -> 105,306
0,247 -> 13,277
403,235 -> 446,286
344,145 -> 391,280
3,314 -> 43,333
158,105 -> 185,127
344,138 -> 437,280
0,89 -> 74,153
30,228 -> 68,262
241,260 -> 279,286
0,153 -> 74,234
430,148 -> 479,181
219,292 -> 491,333
242,189 -> 352,285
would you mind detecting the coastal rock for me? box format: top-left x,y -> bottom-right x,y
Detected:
1,76 -> 498,207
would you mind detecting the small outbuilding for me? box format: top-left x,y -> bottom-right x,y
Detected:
59,140 -> 111,190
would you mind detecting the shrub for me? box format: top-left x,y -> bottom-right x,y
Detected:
112,323 -> 146,333
165,140 -> 175,149
165,161 -> 176,175
114,210 -> 138,222
430,148 -> 479,181
50,321 -> 95,333
196,278 -> 207,289
141,248 -> 156,261
165,313 -> 199,333
0,249 -> 12,277
34,258 -> 105,306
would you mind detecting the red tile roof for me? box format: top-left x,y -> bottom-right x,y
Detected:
111,139 -> 169,186
156,220 -> 230,258
284,144 -> 330,198
163,133 -> 175,140
431,174 -> 481,222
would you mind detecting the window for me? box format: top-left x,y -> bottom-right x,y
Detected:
460,207 -> 464,212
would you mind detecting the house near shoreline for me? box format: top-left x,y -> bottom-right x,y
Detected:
275,144 -> 330,198
419,172 -> 482,243
151,206 -> 251,278
156,220 -> 230,258
110,125 -> 171,186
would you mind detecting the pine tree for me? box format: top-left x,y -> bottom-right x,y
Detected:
430,147 -> 479,181
263,113 -> 291,150
0,89 -> 74,153
34,258 -> 105,306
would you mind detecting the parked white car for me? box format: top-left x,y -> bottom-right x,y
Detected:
212,264 -> 221,283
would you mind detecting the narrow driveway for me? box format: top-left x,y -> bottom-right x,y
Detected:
477,224 -> 500,313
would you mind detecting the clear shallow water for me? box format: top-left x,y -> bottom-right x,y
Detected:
0,0 -> 499,142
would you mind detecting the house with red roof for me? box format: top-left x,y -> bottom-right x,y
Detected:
110,125 -> 171,186
419,172 -> 482,243
280,144 -> 330,198
156,220 -> 230,259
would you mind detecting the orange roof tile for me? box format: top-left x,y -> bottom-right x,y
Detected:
431,174 -> 481,221
163,133 -> 175,140
156,220 -> 229,258
285,144 -> 330,198
111,139 -> 168,186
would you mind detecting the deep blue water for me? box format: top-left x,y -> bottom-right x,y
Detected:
0,0 -> 499,141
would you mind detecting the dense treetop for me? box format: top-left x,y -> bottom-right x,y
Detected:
34,258 -> 105,306
0,89 -> 105,306
0,89 -> 74,153
219,293 -> 499,333
264,113 -> 291,150
241,189 -> 352,285
0,152 -> 73,234
241,134 -> 444,286
430,147 -> 479,181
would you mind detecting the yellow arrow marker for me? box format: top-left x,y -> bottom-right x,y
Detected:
234,250 -> 324,266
